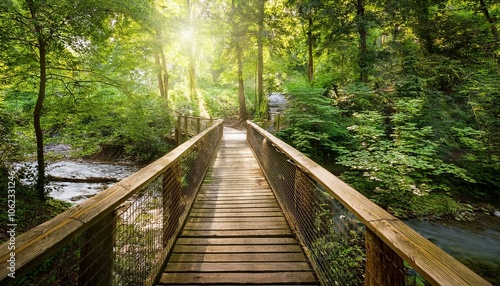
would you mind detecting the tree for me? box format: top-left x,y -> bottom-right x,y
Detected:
355,0 -> 368,82
0,0 -> 145,200
231,0 -> 248,120
257,0 -> 266,117
286,0 -> 321,83
186,0 -> 198,103
154,29 -> 170,104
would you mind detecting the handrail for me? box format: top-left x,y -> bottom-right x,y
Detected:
247,121 -> 490,286
0,119 -> 223,285
176,115 -> 214,145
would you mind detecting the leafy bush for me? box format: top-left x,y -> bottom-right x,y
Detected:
337,99 -> 474,216
0,100 -> 16,164
31,88 -> 176,162
201,83 -> 239,118
409,193 -> 460,219
276,80 -> 349,163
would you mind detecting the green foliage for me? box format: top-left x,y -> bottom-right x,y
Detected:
41,90 -> 175,162
201,83 -> 239,118
337,99 -> 475,216
0,168 -> 72,244
409,193 -> 460,219
276,79 -> 349,162
311,202 -> 365,284
0,96 -> 17,164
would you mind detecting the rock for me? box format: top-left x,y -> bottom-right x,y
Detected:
493,211 -> 500,218
70,195 -> 88,202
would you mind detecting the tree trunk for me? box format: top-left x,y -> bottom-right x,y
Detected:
161,48 -> 169,101
415,0 -> 434,54
257,0 -> 265,117
478,0 -> 498,49
356,0 -> 368,82
189,53 -> 196,103
34,46 -> 47,201
236,43 -> 247,120
154,53 -> 166,98
28,0 -> 47,201
187,0 -> 197,105
307,15 -> 314,83
154,29 -> 170,106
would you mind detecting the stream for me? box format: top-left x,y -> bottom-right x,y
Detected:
15,160 -> 139,204
405,219 -> 500,284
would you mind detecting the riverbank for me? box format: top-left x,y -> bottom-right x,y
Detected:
13,160 -> 140,204
428,198 -> 500,232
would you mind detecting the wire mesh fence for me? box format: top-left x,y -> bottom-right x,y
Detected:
247,122 -> 429,286
176,115 -> 215,145
2,121 -> 223,286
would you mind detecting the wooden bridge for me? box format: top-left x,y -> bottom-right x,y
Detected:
160,127 -> 316,284
0,119 -> 492,286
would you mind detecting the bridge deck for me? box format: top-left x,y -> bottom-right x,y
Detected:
158,127 -> 318,285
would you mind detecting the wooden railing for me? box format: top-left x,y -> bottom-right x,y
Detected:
246,121 -> 491,286
175,115 -> 214,146
0,120 -> 223,286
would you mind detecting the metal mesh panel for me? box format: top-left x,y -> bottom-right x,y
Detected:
6,122 -> 222,286
113,177 -> 163,286
247,124 -> 427,286
177,116 -> 214,145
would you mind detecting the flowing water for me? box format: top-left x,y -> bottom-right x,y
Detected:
267,93 -> 287,131
405,219 -> 500,284
15,161 -> 139,204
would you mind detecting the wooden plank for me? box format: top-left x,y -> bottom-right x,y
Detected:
190,207 -> 282,213
189,211 -> 284,218
168,252 -> 308,263
181,229 -> 292,237
183,222 -> 290,230
165,262 -> 312,272
198,189 -> 272,194
201,181 -> 268,186
198,193 -> 275,200
175,237 -> 299,245
192,203 -> 280,209
196,197 -> 274,201
187,217 -> 286,223
172,244 -> 303,253
194,199 -> 277,205
159,272 -> 317,285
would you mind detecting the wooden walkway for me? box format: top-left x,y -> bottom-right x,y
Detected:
158,127 -> 318,285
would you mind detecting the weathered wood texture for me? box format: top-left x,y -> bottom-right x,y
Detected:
159,127 -> 318,285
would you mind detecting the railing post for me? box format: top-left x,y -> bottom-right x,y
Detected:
78,211 -> 116,286
162,161 -> 182,246
196,117 -> 201,134
184,116 -> 188,142
365,228 -> 404,286
277,113 -> 281,132
176,115 -> 181,146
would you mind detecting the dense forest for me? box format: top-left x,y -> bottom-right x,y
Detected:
0,0 -> 499,221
